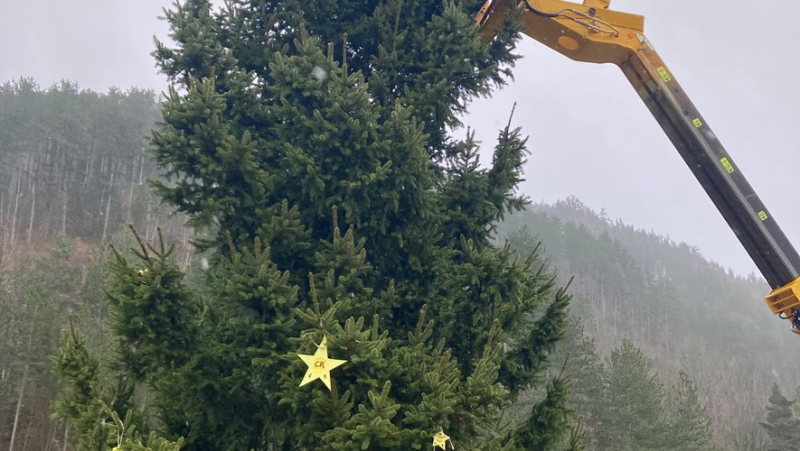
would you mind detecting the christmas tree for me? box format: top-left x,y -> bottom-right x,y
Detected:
55,1 -> 575,449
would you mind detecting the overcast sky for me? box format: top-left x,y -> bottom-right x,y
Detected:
1,0 -> 798,277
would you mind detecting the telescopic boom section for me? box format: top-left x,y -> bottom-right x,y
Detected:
476,0 -> 800,330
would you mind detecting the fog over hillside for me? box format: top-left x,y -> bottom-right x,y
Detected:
3,0 -> 799,276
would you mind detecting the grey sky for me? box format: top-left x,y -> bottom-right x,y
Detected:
1,0 -> 797,277
0,0 -> 169,91
467,0 -> 800,277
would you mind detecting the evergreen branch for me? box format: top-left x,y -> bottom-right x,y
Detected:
128,224 -> 149,259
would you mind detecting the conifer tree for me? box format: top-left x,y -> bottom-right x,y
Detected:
595,339 -> 666,451
52,324 -> 109,450
55,0 -> 576,449
761,383 -> 800,451
552,317 -> 604,448
663,372 -> 714,451
513,363 -> 576,451
52,323 -> 169,450
3,240 -> 77,450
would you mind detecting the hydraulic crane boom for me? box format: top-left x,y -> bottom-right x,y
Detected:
476,0 -> 800,331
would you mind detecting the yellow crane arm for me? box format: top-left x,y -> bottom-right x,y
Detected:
476,0 -> 800,331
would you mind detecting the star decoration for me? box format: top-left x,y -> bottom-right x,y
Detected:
297,336 -> 347,391
432,430 -> 453,450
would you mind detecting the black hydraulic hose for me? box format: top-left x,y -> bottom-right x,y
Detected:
523,0 -> 561,18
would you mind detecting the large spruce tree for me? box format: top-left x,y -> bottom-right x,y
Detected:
55,0 -> 575,449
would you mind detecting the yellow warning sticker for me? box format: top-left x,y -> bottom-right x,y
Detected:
657,67 -> 671,82
719,157 -> 735,174
693,118 -> 703,128
758,211 -> 769,221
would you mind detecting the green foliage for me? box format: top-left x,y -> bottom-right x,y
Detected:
548,317 -> 604,448
52,324 -> 109,450
439,125 -> 529,247
0,244 -> 77,448
55,0 -> 578,449
513,368 -> 573,450
105,230 -> 199,380
53,249 -> 185,450
502,198 -> 791,358
547,331 -> 717,451
103,405 -> 185,451
50,234 -> 75,260
503,199 -> 800,450
664,372 -> 714,451
594,339 -> 666,451
761,383 -> 800,451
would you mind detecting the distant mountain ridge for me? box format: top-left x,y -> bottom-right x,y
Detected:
499,197 -> 800,449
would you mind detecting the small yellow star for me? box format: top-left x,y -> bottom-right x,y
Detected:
297,336 -> 347,391
432,430 -> 453,450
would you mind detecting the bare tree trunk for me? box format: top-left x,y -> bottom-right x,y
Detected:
9,298 -> 41,451
101,173 -> 114,242
84,152 -> 91,185
10,190 -> 20,246
27,182 -> 35,244
601,284 -> 606,323
8,361 -> 29,451
22,421 -> 31,451
138,148 -> 145,185
145,197 -> 152,239
10,165 -> 22,246
128,154 -> 136,222
7,163 -> 16,194
9,299 -> 38,451
61,183 -> 68,236
43,418 -> 57,451
149,215 -> 160,242
0,191 -> 5,249
62,425 -> 69,451
665,308 -> 670,355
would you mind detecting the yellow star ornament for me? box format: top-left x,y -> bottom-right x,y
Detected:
297,336 -> 347,391
432,430 -> 454,450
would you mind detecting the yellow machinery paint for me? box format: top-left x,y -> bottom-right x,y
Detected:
476,0 -> 644,64
766,278 -> 800,322
475,0 -> 800,332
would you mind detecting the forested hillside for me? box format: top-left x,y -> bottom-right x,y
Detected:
2,1 -> 798,448
0,79 -> 186,249
3,80 -> 797,448
3,77 -> 797,449
0,79 -> 190,450
501,197 -> 800,450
